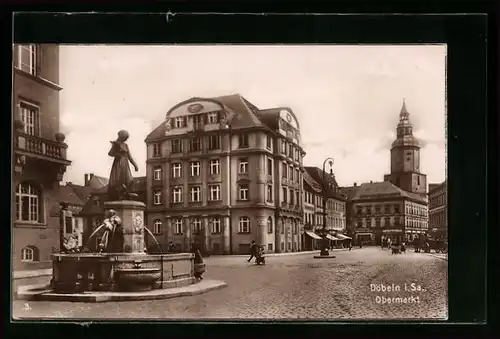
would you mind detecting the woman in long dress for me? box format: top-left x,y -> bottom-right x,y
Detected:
107,130 -> 139,201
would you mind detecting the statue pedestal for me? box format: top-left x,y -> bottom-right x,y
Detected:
104,200 -> 146,254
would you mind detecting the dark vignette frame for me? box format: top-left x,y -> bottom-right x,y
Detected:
3,4 -> 494,338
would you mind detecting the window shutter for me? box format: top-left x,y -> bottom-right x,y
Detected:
35,44 -> 42,76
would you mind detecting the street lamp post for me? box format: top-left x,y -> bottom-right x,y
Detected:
319,158 -> 335,257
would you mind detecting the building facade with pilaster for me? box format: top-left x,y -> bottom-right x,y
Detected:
12,44 -> 71,270
428,180 -> 447,240
145,94 -> 305,254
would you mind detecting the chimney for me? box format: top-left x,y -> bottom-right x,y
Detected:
370,180 -> 373,183
84,174 -> 89,186
354,182 -> 357,187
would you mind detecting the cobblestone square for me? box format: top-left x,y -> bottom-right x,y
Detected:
13,247 -> 447,320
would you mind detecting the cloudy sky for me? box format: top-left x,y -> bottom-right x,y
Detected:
59,44 -> 446,187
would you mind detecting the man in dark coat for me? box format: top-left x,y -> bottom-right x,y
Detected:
247,240 -> 257,262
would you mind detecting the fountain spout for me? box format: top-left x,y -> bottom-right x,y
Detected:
144,226 -> 163,253
83,223 -> 107,251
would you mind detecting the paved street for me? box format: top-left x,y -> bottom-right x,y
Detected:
13,247 -> 447,320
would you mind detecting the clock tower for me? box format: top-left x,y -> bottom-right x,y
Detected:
384,100 -> 427,194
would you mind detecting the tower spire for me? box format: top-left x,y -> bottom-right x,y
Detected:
400,98 -> 409,118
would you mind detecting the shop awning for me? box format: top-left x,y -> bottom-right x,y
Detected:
305,231 -> 322,240
326,234 -> 340,241
336,234 -> 352,240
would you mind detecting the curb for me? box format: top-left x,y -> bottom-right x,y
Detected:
16,279 -> 228,303
207,249 -> 352,258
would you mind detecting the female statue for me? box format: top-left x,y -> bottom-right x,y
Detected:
107,130 -> 139,201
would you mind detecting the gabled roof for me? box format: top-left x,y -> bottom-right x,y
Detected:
66,183 -> 94,202
303,170 -> 322,193
88,175 -> 109,188
59,185 -> 85,206
348,181 -> 427,203
304,166 -> 346,201
340,185 -> 361,200
79,196 -> 105,216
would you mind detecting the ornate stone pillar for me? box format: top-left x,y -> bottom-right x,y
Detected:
223,215 -> 230,254
183,216 -> 191,252
104,200 -> 146,254
256,214 -> 267,246
275,217 -> 283,253
203,216 -> 210,252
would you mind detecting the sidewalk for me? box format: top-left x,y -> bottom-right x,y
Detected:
208,248 -> 352,258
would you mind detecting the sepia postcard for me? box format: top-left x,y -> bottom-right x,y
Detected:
12,44 -> 448,321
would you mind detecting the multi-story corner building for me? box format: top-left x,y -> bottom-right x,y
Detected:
12,44 -> 71,270
342,100 -> 428,245
342,181 -> 428,245
428,180 -> 447,240
144,94 -> 305,255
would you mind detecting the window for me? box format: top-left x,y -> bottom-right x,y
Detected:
267,185 -> 273,202
268,243 -> 273,251
417,176 -> 420,185
288,145 -> 294,158
238,184 -> 249,200
239,158 -> 248,173
153,166 -> 162,180
21,246 -> 38,262
282,162 -> 288,178
208,134 -> 220,150
152,143 -> 161,157
289,165 -> 294,181
384,205 -> 390,214
190,161 -> 201,177
15,182 -> 41,222
267,158 -> 273,176
153,219 -> 162,234
290,190 -> 295,205
209,159 -> 220,175
19,101 -> 39,136
190,186 -> 201,202
153,190 -> 162,205
18,44 -> 37,75
238,217 -> 250,233
295,169 -> 300,182
192,218 -> 202,234
266,135 -> 272,150
375,206 -> 381,214
174,219 -> 183,234
281,140 -> 286,154
296,192 -> 300,206
238,133 -> 249,148
357,219 -> 363,228
209,185 -> 221,201
172,187 -> 183,203
174,117 -> 186,128
190,137 -> 202,152
282,187 -> 288,203
384,217 -> 390,227
211,218 -> 221,233
208,112 -> 219,124
172,163 -> 182,178
375,218 -> 381,227
267,217 -> 273,233
171,139 -> 183,153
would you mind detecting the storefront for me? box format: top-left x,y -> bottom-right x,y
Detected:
354,228 -> 374,245
304,230 -> 322,250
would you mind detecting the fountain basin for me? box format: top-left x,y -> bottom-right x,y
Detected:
51,252 -> 195,293
114,268 -> 162,292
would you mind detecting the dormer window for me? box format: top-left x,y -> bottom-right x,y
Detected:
174,117 -> 186,128
208,112 -> 219,124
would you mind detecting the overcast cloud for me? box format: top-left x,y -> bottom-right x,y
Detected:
59,44 -> 446,187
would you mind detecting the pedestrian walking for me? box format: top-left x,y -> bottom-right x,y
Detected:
247,240 -> 257,263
